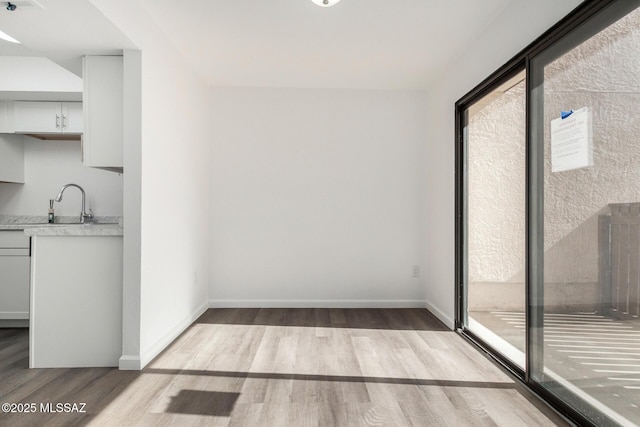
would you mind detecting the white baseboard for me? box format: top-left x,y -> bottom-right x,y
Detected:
118,355 -> 141,371
424,300 -> 454,330
139,300 -> 209,369
119,301 -> 208,371
209,299 -> 426,308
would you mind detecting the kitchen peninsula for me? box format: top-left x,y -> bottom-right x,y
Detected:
0,217 -> 123,368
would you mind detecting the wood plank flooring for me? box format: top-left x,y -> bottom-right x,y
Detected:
0,308 -> 569,426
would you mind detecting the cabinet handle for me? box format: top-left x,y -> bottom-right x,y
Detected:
62,115 -> 67,130
56,114 -> 60,129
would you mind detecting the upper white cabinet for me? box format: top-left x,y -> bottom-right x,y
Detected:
0,134 -> 25,183
63,102 -> 83,133
13,101 -> 83,134
0,101 -> 14,133
83,55 -> 123,171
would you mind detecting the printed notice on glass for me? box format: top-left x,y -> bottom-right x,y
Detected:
551,107 -> 593,172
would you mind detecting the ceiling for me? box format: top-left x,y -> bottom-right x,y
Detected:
0,0 -> 513,90
0,0 -> 136,76
140,0 -> 512,90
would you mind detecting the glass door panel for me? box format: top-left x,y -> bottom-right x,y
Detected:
530,4 -> 640,425
463,70 -> 527,369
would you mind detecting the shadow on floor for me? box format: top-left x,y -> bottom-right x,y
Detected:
144,368 -> 516,390
196,308 -> 447,331
166,390 -> 240,416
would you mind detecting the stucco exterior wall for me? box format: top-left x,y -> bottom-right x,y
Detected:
542,8 -> 640,286
468,7 -> 640,310
467,81 -> 526,284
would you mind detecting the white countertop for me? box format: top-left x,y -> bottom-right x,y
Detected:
22,224 -> 123,236
0,216 -> 123,236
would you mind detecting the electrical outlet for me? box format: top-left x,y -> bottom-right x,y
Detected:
411,265 -> 420,278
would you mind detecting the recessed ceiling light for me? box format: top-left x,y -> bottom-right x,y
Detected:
311,0 -> 342,7
0,29 -> 20,44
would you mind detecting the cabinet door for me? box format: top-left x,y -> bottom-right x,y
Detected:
0,134 -> 24,183
0,256 -> 30,320
62,102 -> 83,133
13,101 -> 61,133
0,101 -> 14,133
82,55 -> 123,170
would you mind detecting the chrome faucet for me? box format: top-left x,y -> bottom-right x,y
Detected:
54,183 -> 93,224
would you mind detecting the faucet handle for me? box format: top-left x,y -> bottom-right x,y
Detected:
82,209 -> 94,222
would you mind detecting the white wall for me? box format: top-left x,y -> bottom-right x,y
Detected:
209,87 -> 427,307
423,0 -> 583,328
90,0 -> 211,369
0,137 -> 122,217
137,29 -> 210,365
0,57 -> 82,94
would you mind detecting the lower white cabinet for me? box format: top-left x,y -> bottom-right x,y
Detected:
29,235 -> 122,368
0,231 -> 30,326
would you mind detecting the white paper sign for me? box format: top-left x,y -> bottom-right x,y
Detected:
550,107 -> 593,173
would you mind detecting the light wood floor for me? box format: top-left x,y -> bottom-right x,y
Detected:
0,308 -> 569,426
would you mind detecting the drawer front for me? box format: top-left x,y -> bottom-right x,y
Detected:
0,231 -> 29,248
0,248 -> 29,256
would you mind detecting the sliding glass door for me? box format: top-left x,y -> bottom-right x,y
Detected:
529,3 -> 640,425
458,1 -> 640,425
462,69 -> 527,370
